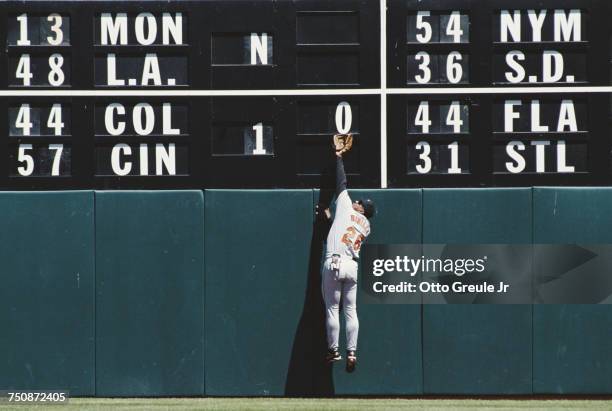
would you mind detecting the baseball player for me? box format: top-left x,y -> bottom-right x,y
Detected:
321,134 -> 375,373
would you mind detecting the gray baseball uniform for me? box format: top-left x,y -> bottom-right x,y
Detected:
322,156 -> 370,352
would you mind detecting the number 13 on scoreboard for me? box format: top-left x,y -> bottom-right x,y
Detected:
9,13 -> 71,87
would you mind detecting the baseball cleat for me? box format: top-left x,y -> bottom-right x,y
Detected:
325,348 -> 342,363
346,351 -> 357,373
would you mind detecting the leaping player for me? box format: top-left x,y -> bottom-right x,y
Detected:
321,134 -> 375,373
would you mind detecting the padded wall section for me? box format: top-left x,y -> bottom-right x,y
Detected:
422,188 -> 533,394
0,191 -> 95,395
8,188 -> 612,396
533,187 -> 612,394
319,189 -> 423,395
95,191 -> 204,396
205,190 -> 313,396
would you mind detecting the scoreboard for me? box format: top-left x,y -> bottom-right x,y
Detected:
0,0 -> 611,190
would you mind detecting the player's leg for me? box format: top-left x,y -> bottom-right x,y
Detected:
322,261 -> 342,362
343,262 -> 359,372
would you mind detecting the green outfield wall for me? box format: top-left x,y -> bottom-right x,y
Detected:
422,189 -> 533,394
533,188 -> 612,394
0,189 -> 611,396
0,192 -> 95,395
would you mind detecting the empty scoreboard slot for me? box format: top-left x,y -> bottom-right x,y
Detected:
211,97 -> 277,122
297,52 -> 359,85
296,8 -> 363,87
297,12 -> 359,45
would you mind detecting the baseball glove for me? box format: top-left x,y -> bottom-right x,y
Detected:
333,133 -> 353,155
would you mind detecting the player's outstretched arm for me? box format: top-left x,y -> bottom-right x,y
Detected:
332,134 -> 352,209
336,154 -> 347,196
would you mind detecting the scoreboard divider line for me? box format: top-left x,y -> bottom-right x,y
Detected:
1,87 -> 611,98
0,6 -> 8,189
387,87 -> 612,95
0,89 -> 380,97
380,0 -> 388,188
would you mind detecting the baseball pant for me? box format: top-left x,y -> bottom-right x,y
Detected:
321,256 -> 359,352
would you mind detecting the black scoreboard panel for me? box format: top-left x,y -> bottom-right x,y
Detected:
0,0 -> 381,190
388,0 -> 611,187
0,0 -> 611,190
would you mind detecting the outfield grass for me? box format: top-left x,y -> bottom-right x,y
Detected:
1,398 -> 612,411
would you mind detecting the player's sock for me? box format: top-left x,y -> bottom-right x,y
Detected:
346,350 -> 357,373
